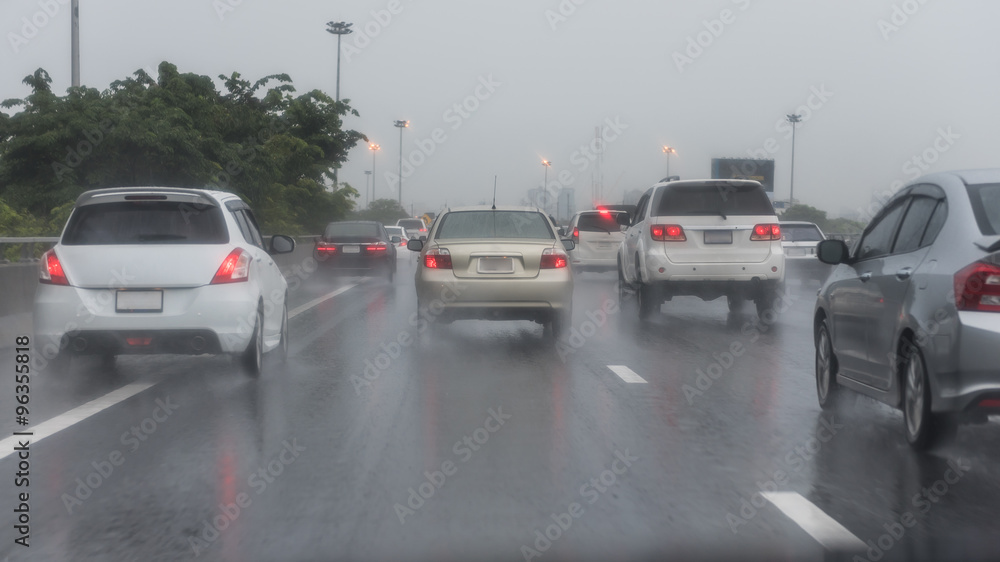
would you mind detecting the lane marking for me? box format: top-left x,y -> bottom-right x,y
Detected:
607,365 -> 647,384
288,281 -> 363,319
0,382 -> 156,462
763,492 -> 865,551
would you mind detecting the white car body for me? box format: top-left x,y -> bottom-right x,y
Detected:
566,210 -> 627,272
33,187 -> 293,371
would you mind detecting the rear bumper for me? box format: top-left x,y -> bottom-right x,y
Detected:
414,268 -> 573,319
641,251 -> 785,283
315,252 -> 392,271
932,311 -> 1000,414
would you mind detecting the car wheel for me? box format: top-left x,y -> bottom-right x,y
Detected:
755,290 -> 777,319
902,342 -> 955,449
386,260 -> 395,283
637,283 -> 657,320
242,305 -> 264,377
276,301 -> 289,364
548,310 -> 571,340
815,320 -> 840,409
617,261 -> 629,308
727,294 -> 743,312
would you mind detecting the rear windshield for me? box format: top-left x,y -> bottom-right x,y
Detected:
324,223 -> 380,239
780,224 -> 824,242
385,227 -> 404,237
62,201 -> 228,245
398,219 -> 426,231
655,184 -> 775,217
967,183 -> 1000,235
436,211 -> 554,239
577,212 -> 624,233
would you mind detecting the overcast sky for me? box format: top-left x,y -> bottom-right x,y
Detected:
2,0 -> 998,218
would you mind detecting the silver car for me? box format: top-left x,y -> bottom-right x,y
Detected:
814,169 -> 1000,449
407,206 -> 574,337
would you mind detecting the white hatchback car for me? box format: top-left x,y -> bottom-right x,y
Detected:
618,179 -> 785,319
566,209 -> 627,273
33,187 -> 295,376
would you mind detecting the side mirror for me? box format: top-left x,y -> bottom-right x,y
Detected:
557,226 -> 567,237
561,239 -> 576,251
816,239 -> 849,265
269,234 -> 295,254
407,239 -> 424,252
615,212 -> 631,227
390,236 -> 401,244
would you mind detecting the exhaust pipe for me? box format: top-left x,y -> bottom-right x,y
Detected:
72,337 -> 87,352
191,335 -> 207,352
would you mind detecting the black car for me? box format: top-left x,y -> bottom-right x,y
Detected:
315,221 -> 399,281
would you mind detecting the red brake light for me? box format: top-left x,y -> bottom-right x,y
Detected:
39,249 -> 70,285
955,261 -> 1000,312
599,210 -> 610,215
651,224 -> 685,241
540,248 -> 568,269
211,248 -> 251,284
126,337 -> 153,346
316,242 -> 337,254
751,223 -> 781,241
572,227 -> 579,241
424,248 -> 452,269
366,243 -> 388,252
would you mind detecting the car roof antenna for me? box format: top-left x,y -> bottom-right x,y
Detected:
492,175 -> 497,210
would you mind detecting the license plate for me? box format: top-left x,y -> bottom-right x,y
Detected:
116,290 -> 163,313
704,230 -> 733,244
477,257 -> 514,274
342,245 -> 361,254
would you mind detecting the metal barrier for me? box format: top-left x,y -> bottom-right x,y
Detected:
0,237 -> 60,263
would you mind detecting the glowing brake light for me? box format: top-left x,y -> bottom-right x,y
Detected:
651,224 -> 686,241
424,248 -> 452,269
572,227 -> 579,242
751,223 -> 781,241
316,242 -> 337,254
366,242 -> 388,252
540,248 -> 569,269
955,261 -> 1000,312
211,248 -> 251,284
39,249 -> 70,285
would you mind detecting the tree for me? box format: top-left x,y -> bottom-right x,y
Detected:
781,204 -> 828,225
354,198 -> 408,226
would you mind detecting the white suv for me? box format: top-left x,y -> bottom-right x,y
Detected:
33,187 -> 296,376
566,209 -> 628,273
617,179 -> 785,319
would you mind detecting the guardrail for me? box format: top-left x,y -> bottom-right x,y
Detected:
0,237 -> 60,263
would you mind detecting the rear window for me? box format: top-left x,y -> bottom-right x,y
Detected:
436,211 -> 554,239
577,212 -> 624,233
324,223 -> 380,239
398,219 -> 426,231
385,227 -> 404,237
967,183 -> 1000,235
655,184 -> 775,217
780,224 -> 824,242
62,201 -> 228,245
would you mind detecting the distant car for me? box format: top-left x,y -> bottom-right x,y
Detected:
407,206 -> 574,337
780,221 -> 832,282
33,187 -> 296,377
315,221 -> 399,281
566,209 -> 628,273
397,218 -> 428,238
385,226 -> 410,247
618,179 -> 785,319
814,169 -> 1000,449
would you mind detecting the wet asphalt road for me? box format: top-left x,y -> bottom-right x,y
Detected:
2,257 -> 1000,562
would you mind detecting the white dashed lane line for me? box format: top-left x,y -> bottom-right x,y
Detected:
607,365 -> 648,384
288,282 -> 362,319
763,491 -> 865,551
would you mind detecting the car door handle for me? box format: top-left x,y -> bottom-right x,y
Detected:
859,272 -> 872,282
896,267 -> 913,280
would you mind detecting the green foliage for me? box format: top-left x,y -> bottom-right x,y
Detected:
353,198 -> 409,226
781,204 -> 865,235
824,217 -> 866,235
0,62 -> 367,234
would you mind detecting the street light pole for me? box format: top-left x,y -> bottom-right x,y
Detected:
71,0 -> 80,87
369,142 -> 380,200
364,170 -> 372,208
326,21 -> 353,190
394,120 -> 409,205
542,159 -> 551,189
786,114 -> 802,205
662,146 -> 676,177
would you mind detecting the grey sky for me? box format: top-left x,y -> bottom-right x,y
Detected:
2,0 -> 997,219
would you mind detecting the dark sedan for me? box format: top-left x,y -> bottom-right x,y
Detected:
315,221 -> 399,281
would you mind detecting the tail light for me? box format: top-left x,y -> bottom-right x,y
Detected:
540,248 -> 569,269
366,242 -> 388,253
651,224 -> 686,241
211,248 -> 251,284
39,249 -> 70,285
424,248 -> 452,269
751,223 -> 781,241
316,242 -> 337,254
572,227 -> 579,243
955,261 -> 1000,312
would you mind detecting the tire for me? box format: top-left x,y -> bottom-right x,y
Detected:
617,260 -> 629,309
755,291 -> 776,319
242,305 -> 264,377
815,320 -> 840,409
275,302 -> 289,364
902,342 -> 956,449
637,284 -> 658,320
727,294 -> 743,313
548,310 -> 571,340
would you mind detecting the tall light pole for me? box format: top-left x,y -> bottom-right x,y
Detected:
786,114 -> 802,205
369,143 -> 380,200
364,170 -> 372,208
394,120 -> 409,205
71,0 -> 80,87
662,145 -> 676,177
326,21 -> 353,189
542,159 -> 551,188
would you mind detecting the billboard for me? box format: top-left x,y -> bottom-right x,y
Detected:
711,158 -> 775,194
